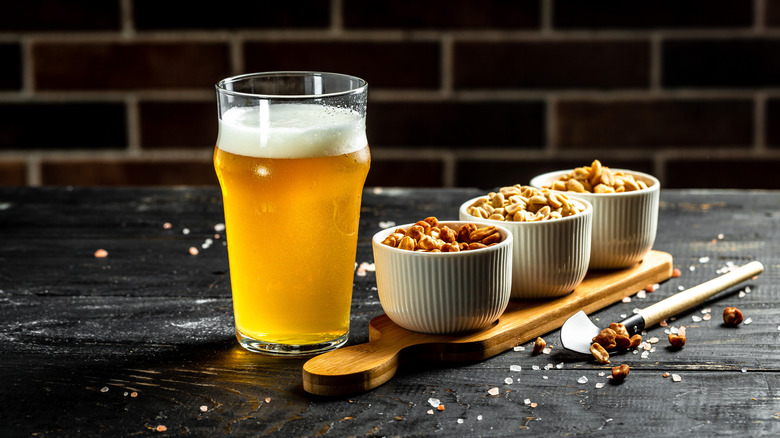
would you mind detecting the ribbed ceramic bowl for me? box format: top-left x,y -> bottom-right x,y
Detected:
530,169 -> 660,270
459,198 -> 592,300
372,221 -> 512,334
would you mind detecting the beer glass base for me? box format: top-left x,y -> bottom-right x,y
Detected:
236,330 -> 349,356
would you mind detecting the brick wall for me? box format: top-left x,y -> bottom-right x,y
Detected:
1,0 -> 779,189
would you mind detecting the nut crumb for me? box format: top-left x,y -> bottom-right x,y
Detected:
199,405 -> 207,412
488,387 -> 500,396
662,372 -> 670,378
155,425 -> 167,432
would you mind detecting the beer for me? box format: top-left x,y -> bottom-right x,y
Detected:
214,102 -> 370,353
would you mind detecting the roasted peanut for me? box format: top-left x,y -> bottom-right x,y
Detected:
609,322 -> 630,338
532,337 -> 546,354
668,333 -> 686,348
592,328 -> 617,350
543,160 -> 650,194
614,335 -> 632,350
467,185 -> 584,223
381,217 -> 504,253
611,364 -> 630,381
723,307 -> 744,326
629,334 -> 642,348
590,342 -> 610,364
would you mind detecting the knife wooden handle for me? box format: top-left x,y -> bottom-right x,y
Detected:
638,261 -> 763,327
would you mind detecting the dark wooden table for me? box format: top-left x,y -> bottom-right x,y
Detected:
1,187 -> 778,437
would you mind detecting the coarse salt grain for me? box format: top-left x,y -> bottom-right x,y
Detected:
488,387 -> 500,396
457,419 -> 464,424
156,425 -> 167,432
703,314 -> 712,321
672,374 -> 682,382
163,222 -> 172,229
379,221 -> 396,229
699,256 -> 710,263
189,247 -> 199,256
542,346 -> 552,354
200,405 -> 208,412
505,377 -> 513,384
744,317 -> 753,325
182,228 -> 190,235
556,363 -> 564,369
265,397 -> 271,403
524,399 -> 531,405
577,376 -> 588,384
741,367 -> 748,373
637,290 -> 647,299
648,337 -> 659,344
543,376 -> 548,379
94,249 -> 108,258
659,320 -> 668,327
598,372 -> 605,377
510,365 -> 522,372
477,415 -> 483,421
622,296 -> 632,303
641,351 -> 650,359
513,346 -> 525,352
100,386 -> 109,392
532,365 -> 540,371
678,285 -> 685,291
427,409 -> 434,415
214,223 -> 225,232
595,382 -> 605,389
689,266 -> 695,272
692,315 -> 702,322
428,398 -> 440,408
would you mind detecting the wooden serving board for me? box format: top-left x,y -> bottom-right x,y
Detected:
303,250 -> 673,396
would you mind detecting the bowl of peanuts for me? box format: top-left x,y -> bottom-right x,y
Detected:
459,185 -> 592,299
372,217 -> 513,334
530,160 -> 660,269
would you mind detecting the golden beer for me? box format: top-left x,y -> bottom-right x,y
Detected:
214,73 -> 370,355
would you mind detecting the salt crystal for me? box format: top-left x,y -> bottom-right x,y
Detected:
598,372 -> 605,377
745,286 -> 751,293
744,317 -> 753,325
702,313 -> 711,321
777,325 -> 780,331
595,382 -> 605,389
265,397 -> 271,403
692,316 -> 702,322
477,415 -> 483,421
622,296 -> 632,303
637,290 -> 647,299
378,221 -> 396,229
659,320 -> 668,327
633,308 -> 641,314
699,256 -> 710,263
182,228 -> 190,235
505,377 -> 513,384
510,365 -> 522,372
741,367 -> 748,373
488,387 -> 500,396
163,222 -> 172,229
100,386 -> 109,393
702,308 -> 711,314
457,419 -> 464,424
672,374 -> 682,382
428,398 -> 440,408
542,346 -> 552,354
556,363 -> 564,369
524,398 -> 531,405
544,364 -> 553,370
620,314 -> 627,319
641,351 -> 650,359
718,233 -> 724,239
648,337 -> 659,344
689,266 -> 695,271
123,392 -> 128,396
513,346 -> 525,352
189,247 -> 199,256
427,409 -> 434,415
214,223 -> 225,232
532,365 -> 540,371
678,285 -> 685,291
577,376 -> 588,384
200,405 -> 208,412
543,376 -> 548,379
739,291 -> 746,298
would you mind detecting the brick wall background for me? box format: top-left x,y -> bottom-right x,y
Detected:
1,0 -> 780,189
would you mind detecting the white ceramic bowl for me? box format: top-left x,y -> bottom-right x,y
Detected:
459,198 -> 592,300
530,169 -> 660,270
372,221 -> 512,334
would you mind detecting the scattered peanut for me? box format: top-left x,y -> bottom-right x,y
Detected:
590,342 -> 610,364
381,217 -> 503,253
609,322 -> 630,338
532,337 -> 547,354
542,160 -> 650,194
467,185 -> 584,222
611,364 -> 630,381
629,334 -> 643,348
668,331 -> 686,348
722,307 -> 744,326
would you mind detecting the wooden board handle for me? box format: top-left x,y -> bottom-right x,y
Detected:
638,261 -> 764,327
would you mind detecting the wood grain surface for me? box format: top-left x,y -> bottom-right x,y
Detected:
1,187 -> 778,437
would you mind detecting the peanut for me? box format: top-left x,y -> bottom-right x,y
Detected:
467,185 -> 584,223
532,337 -> 546,354
722,307 -> 743,326
609,322 -> 630,338
590,342 -> 610,364
381,217 -> 504,253
611,364 -> 630,381
542,160 -> 651,194
592,328 -> 617,350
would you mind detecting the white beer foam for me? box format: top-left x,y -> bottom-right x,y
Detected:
217,103 -> 366,159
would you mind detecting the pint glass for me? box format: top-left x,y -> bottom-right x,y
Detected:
214,72 -> 370,355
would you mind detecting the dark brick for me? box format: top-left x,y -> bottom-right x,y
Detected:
765,98 -> 780,148
140,101 -> 217,149
664,158 -> 780,189
455,158 -> 654,190
366,158 -> 444,187
34,42 -> 230,91
41,160 -> 218,186
766,0 -> 780,27
557,99 -> 753,148
243,41 -> 440,90
133,0 -> 328,30
0,161 -> 27,185
454,41 -> 649,90
343,0 -> 540,30
554,0 -> 752,29
368,101 -> 544,148
0,43 -> 21,90
0,0 -> 119,31
0,103 -> 126,150
664,39 -> 780,88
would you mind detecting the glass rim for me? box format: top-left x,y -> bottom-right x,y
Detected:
215,71 -> 368,100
